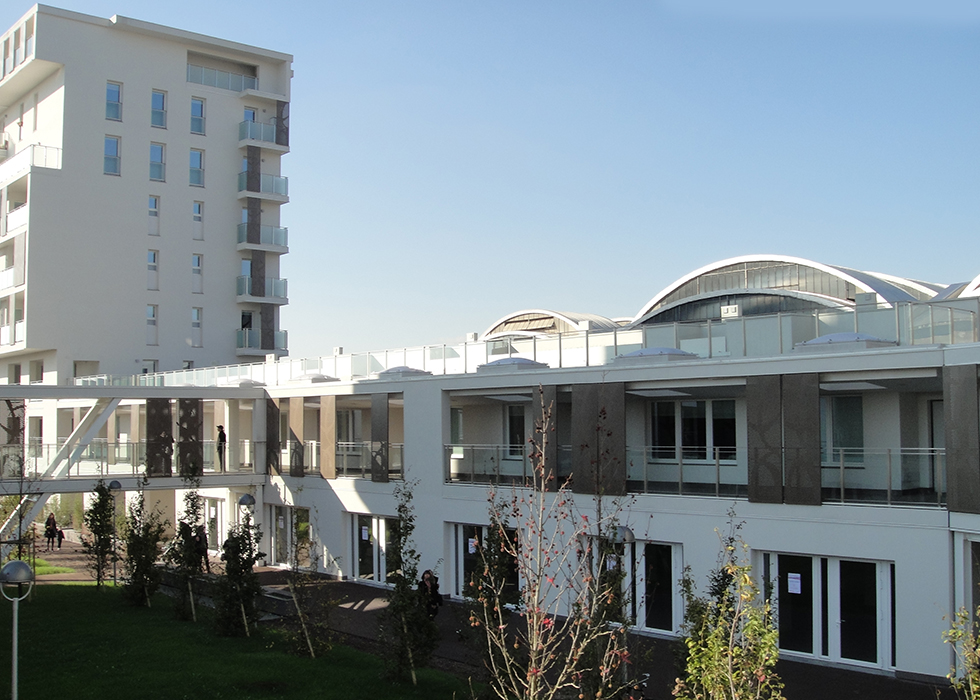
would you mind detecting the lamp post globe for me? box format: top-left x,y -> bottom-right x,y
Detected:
1,559 -> 34,700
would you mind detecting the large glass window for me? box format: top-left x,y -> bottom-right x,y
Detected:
151,90 -> 166,127
103,136 -> 120,175
455,523 -> 519,601
651,399 -> 737,461
820,396 -> 863,463
190,149 -> 204,186
191,98 -> 205,134
105,82 -> 122,120
644,543 -> 675,631
150,143 -> 165,181
353,514 -> 399,583
507,405 -> 525,458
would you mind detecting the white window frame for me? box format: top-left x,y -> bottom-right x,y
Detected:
151,89 -> 166,128
104,136 -> 120,175
150,143 -> 165,182
106,81 -> 122,120
190,148 -> 204,187
191,97 -> 205,134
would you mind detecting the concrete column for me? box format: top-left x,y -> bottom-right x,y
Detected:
945,364 -> 980,514
252,397 -> 267,475
782,373 -> 821,506
371,393 -> 389,483
747,375 -> 782,503
289,396 -> 305,477
225,399 -> 240,472
265,398 -> 280,475
319,395 -> 336,479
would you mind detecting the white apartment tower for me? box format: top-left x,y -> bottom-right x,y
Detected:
0,4 -> 292,398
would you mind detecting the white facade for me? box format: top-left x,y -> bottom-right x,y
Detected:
0,4 -> 291,407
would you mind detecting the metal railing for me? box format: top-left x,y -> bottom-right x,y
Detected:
335,441 -> 404,479
626,446 -> 748,498
237,223 -> 288,247
0,439 -> 260,481
821,447 -> 945,507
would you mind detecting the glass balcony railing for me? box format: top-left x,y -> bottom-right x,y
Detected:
236,276 -> 287,299
186,64 -> 257,92
237,223 -> 288,247
237,171 -> 288,196
236,328 -> 287,350
335,442 -> 404,479
239,120 -> 279,143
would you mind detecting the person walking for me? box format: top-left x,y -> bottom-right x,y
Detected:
216,425 -> 227,471
44,513 -> 57,552
418,569 -> 443,618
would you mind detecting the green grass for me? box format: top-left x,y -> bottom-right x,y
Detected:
33,557 -> 75,575
2,585 -> 472,699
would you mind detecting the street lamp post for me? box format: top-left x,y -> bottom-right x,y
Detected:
1,560 -> 35,700
108,480 -> 122,585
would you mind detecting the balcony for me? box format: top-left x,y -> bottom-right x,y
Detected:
237,223 -> 288,252
335,441 -> 404,479
0,266 -> 15,291
236,328 -> 288,356
236,276 -> 287,303
238,120 -> 288,152
237,171 -> 288,203
186,64 -> 257,92
4,204 -> 27,233
446,444 -> 534,484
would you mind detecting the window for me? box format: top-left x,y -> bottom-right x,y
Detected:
190,149 -> 204,186
244,107 -> 257,122
106,81 -> 122,120
192,202 -> 203,222
507,405 -> 525,458
151,90 -> 166,128
650,399 -> 737,461
147,250 -> 159,290
148,196 -> 159,217
141,359 -> 158,374
642,543 -> 680,632
8,363 -> 20,385
454,523 -> 520,600
191,98 -> 205,134
146,304 -> 158,345
103,136 -> 120,175
29,359 -> 42,383
762,553 -> 892,668
150,143 -> 165,181
191,307 -> 202,347
351,514 -> 400,583
192,254 -> 203,293
820,396 -> 863,464
182,360 -> 194,370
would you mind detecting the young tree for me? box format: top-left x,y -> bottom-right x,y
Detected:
122,475 -> 167,607
164,477 -> 206,620
469,390 -> 634,700
82,480 -> 117,588
673,518 -> 784,700
215,506 -> 265,636
378,479 -> 439,684
943,607 -> 980,700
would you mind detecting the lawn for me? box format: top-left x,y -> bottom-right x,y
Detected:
33,557 -> 74,576
0,584 -> 472,700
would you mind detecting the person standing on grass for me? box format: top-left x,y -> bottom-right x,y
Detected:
44,512 -> 57,551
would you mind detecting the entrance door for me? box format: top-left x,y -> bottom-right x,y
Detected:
839,560 -> 877,663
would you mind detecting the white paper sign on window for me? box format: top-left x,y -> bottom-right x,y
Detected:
468,537 -> 478,554
361,525 -> 369,541
277,516 -> 284,528
788,572 -> 802,594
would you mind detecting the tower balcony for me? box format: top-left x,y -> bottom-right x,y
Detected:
236,276 -> 288,304
237,171 -> 288,203
237,223 -> 288,253
238,120 -> 288,153
236,328 -> 287,357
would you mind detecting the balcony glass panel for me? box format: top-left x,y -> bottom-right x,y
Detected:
187,64 -> 257,92
236,223 -> 287,246
445,444 -> 532,484
236,276 -> 287,299
237,172 -> 288,196
239,120 -> 278,143
151,109 -> 166,128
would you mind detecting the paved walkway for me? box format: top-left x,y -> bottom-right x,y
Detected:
30,544 -> 953,699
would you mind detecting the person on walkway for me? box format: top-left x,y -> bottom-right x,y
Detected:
44,513 -> 57,551
216,425 -> 227,471
419,569 -> 443,618
56,528 -> 65,549
195,525 -> 211,574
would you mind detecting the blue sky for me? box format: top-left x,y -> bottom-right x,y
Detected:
3,2 -> 979,357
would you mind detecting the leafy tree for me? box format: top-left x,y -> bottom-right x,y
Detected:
379,479 -> 439,684
674,518 -> 783,700
215,507 -> 265,636
164,477 -> 206,620
469,390 -> 634,700
943,607 -> 980,700
81,481 -> 117,588
122,475 -> 167,607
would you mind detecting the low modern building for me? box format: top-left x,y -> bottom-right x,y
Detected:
3,254 -> 979,686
